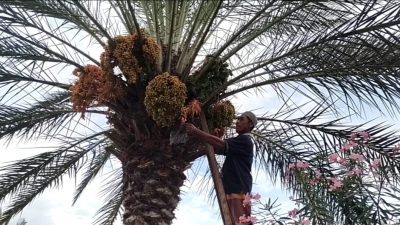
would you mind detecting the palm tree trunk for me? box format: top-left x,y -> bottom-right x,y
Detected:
121,141 -> 189,225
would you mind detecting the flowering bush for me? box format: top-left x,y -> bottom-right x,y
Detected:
239,193 -> 261,224
253,131 -> 400,225
239,214 -> 257,224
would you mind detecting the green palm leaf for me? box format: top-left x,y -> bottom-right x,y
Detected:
72,147 -> 112,205
93,168 -> 123,225
0,131 -> 107,224
249,101 -> 400,224
0,91 -> 75,140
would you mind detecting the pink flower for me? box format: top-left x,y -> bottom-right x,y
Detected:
337,158 -> 349,166
243,193 -> 252,206
310,179 -> 317,185
350,132 -> 357,141
266,220 -> 275,225
329,177 -> 343,191
243,192 -> 261,206
310,170 -> 322,184
296,161 -> 310,169
341,144 -> 351,152
341,141 -> 358,152
350,141 -> 358,147
239,215 -> 248,223
328,153 -> 340,163
298,219 -> 310,225
370,159 -> 381,170
349,153 -> 364,162
351,167 -> 363,177
289,163 -> 297,170
284,174 -> 290,183
372,170 -> 380,178
315,170 -> 322,179
394,144 -> 400,152
288,208 -> 299,218
249,216 -> 257,223
252,193 -> 261,201
360,131 -> 370,140
238,215 -> 257,224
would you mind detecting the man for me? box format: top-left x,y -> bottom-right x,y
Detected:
185,111 -> 257,224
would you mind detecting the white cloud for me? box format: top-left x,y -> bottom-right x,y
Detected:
173,192 -> 221,225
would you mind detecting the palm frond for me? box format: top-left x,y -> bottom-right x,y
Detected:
0,4 -> 100,65
250,99 -> 400,223
199,0 -> 350,71
0,131 -> 108,224
70,0 -> 113,41
225,1 -> 399,74
202,1 -> 400,115
72,148 -> 111,205
0,91 -> 75,141
135,0 -> 223,77
290,165 -> 400,224
108,1 -> 131,34
253,102 -> 400,185
0,60 -> 70,91
93,168 -> 123,225
1,0 -> 108,46
0,20 -> 83,68
223,40 -> 400,114
180,0 -> 223,79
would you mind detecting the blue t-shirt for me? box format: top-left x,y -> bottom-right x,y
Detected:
219,134 -> 253,194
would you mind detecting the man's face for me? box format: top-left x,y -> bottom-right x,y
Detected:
235,115 -> 253,134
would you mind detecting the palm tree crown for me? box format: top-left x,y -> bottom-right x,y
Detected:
1,1 -> 400,224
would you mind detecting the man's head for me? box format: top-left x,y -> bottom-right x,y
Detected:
235,111 -> 257,134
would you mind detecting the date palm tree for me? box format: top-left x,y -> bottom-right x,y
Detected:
1,1 -> 400,225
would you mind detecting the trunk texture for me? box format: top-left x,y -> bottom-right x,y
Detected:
121,140 -> 190,225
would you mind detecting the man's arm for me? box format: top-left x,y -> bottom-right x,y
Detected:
185,123 -> 225,151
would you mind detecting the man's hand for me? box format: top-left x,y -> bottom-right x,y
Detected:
184,123 -> 225,150
184,123 -> 200,136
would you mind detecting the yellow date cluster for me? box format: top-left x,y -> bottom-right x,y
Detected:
112,35 -> 141,84
144,72 -> 187,127
209,100 -> 235,129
